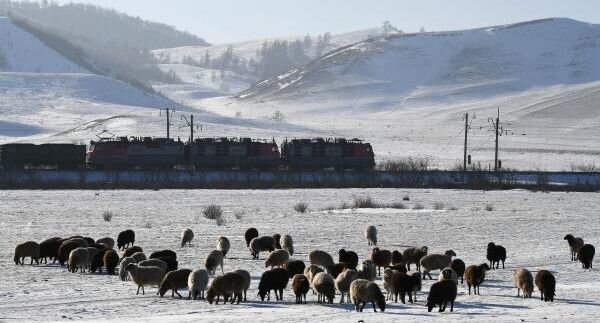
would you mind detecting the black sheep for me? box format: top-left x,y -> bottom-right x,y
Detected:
103,249 -> 119,275
390,271 -> 421,304
338,249 -> 359,269
292,274 -> 310,304
535,270 -> 556,302
90,247 -> 109,273
117,229 -> 135,250
38,237 -> 62,264
150,249 -> 177,260
258,268 -> 290,301
283,259 -> 306,278
57,240 -> 80,266
387,263 -> 407,273
157,256 -> 178,273
450,258 -> 466,284
244,228 -> 259,247
578,244 -> 595,269
486,242 -> 506,269
371,247 -> 392,276
272,233 -> 282,249
427,280 -> 457,312
326,262 -> 348,279
391,250 -> 404,265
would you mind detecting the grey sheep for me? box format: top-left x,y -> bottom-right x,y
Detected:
313,272 -> 336,304
216,236 -> 230,258
188,269 -> 209,300
383,268 -> 397,301
513,268 -> 534,298
14,241 -> 40,265
364,225 -> 377,246
265,249 -> 290,269
181,228 -> 194,248
280,234 -> 294,256
130,252 -> 147,263
205,250 -> 224,275
138,259 -> 167,272
564,234 -> 584,261
335,268 -> 359,303
403,246 -> 428,271
96,237 -> 115,249
249,236 -> 276,259
304,264 -> 324,289
350,279 -> 386,312
308,250 -> 334,268
159,268 -> 192,298
119,257 -> 136,281
69,238 -> 88,248
420,250 -> 456,280
358,260 -> 377,281
438,267 -> 459,285
67,247 -> 89,273
233,269 -> 251,302
207,272 -> 246,305
125,263 -> 165,295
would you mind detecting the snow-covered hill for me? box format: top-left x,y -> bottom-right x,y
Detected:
0,17 -> 309,144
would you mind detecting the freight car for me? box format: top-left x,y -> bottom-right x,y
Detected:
87,136 -> 186,169
281,138 -> 375,170
188,137 -> 280,170
0,143 -> 86,169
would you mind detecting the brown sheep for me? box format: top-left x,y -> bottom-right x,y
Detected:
103,249 -> 119,275
465,263 -> 490,295
292,274 -> 310,304
535,270 -> 556,302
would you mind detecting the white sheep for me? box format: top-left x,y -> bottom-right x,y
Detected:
125,263 -> 165,295
420,250 -> 455,279
265,249 -> 290,269
513,268 -> 534,298
188,269 -> 209,300
364,225 -> 377,246
358,260 -> 377,281
204,250 -> 224,275
313,272 -> 336,304
181,228 -> 194,248
335,268 -> 359,303
438,267 -> 459,285
308,250 -> 334,268
119,256 -> 136,281
216,236 -> 230,258
280,234 -> 294,256
350,279 -> 386,312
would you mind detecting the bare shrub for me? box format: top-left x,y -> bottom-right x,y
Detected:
448,206 -> 458,211
215,215 -> 226,226
433,202 -> 445,210
203,204 -> 223,220
569,162 -> 598,172
376,157 -> 432,171
485,204 -> 494,211
234,210 -> 244,220
294,202 -> 308,213
352,196 -> 379,208
102,211 -> 113,222
402,195 -> 410,201
413,203 -> 424,210
143,221 -> 152,229
389,202 -> 406,209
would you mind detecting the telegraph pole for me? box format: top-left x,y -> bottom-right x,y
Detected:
463,113 -> 469,171
181,114 -> 196,143
160,107 -> 174,139
494,108 -> 499,171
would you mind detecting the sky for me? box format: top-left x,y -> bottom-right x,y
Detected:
54,0 -> 600,44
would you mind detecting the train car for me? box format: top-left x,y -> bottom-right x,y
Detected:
281,138 -> 375,170
188,137 -> 280,170
87,137 -> 186,169
0,143 -> 86,169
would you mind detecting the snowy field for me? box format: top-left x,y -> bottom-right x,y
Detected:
0,188 -> 599,322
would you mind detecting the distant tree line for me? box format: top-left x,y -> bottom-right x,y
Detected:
170,33 -> 333,80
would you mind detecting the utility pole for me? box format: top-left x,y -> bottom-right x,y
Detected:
160,107 -> 174,139
181,114 -> 196,143
494,108 -> 499,171
464,113 -> 469,171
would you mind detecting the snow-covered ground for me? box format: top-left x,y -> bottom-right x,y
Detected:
0,189 -> 598,322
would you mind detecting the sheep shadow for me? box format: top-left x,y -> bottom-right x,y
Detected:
560,298 -> 600,306
456,301 -> 528,310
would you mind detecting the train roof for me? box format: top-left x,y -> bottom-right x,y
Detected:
192,137 -> 276,144
286,137 -> 367,144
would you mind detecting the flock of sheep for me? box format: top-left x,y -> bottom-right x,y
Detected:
12,225 -> 596,313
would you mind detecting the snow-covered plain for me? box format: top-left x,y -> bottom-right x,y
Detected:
1,189 -> 599,322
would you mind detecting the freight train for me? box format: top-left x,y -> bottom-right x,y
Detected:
0,137 -> 375,171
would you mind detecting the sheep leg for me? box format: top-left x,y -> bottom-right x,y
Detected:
427,271 -> 432,280
450,300 -> 454,312
440,301 -> 447,312
279,289 -> 283,301
136,285 -> 141,295
372,301 -> 377,312
360,301 -> 366,312
354,301 -> 360,312
467,284 -> 471,295
413,290 -> 418,302
244,290 -> 247,302
400,291 -> 406,304
175,290 -> 183,298
340,293 -> 344,303
517,288 -> 520,297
